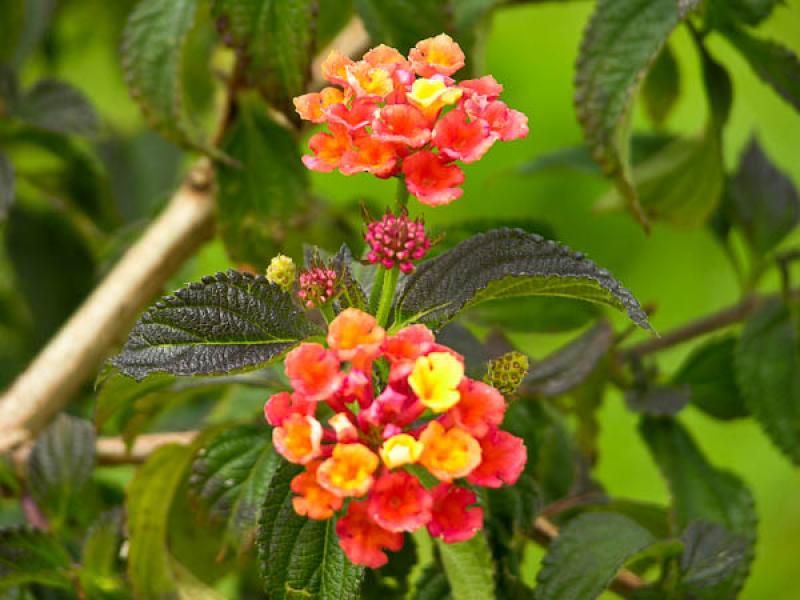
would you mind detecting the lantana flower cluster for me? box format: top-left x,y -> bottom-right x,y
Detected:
294,34 -> 528,206
264,308 -> 527,567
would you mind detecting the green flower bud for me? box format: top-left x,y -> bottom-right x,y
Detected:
485,351 -> 529,399
266,254 -> 296,292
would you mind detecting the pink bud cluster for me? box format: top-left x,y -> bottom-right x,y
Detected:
298,266 -> 338,309
365,210 -> 431,273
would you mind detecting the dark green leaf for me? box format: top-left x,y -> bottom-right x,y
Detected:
27,415 -> 95,529
0,0 -> 54,66
79,510 -> 126,597
680,521 -> 748,591
696,36 -> 733,133
574,500 -> 672,539
216,99 -> 311,265
574,0 -> 701,228
521,321 -> 613,397
626,386 -> 690,416
0,152 -> 13,220
0,64 -> 18,109
673,335 -> 748,420
212,0 -> 315,111
258,461 -> 364,600
642,43 -> 679,127
361,535 -> 417,600
0,528 -> 73,590
396,229 -> 651,331
595,132 -> 724,227
354,0 -> 450,53
16,80 -> 98,136
190,424 -> 280,553
486,474 -> 542,544
332,245 -> 368,313
723,26 -> 800,112
535,513 -> 656,600
728,136 -> 800,255
735,300 -> 800,464
111,270 -> 319,380
640,418 -> 756,598
436,534 -> 495,600
122,0 -> 211,151
411,564 -> 452,600
316,0 -> 354,49
707,0 -> 780,27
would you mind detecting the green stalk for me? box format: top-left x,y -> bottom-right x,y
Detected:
375,267 -> 399,327
395,176 -> 409,211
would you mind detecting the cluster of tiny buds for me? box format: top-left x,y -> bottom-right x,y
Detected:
297,266 -> 339,309
365,209 -> 431,273
266,254 -> 297,292
485,351 -> 530,398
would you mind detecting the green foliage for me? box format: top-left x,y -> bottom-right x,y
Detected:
354,0 -> 451,53
396,229 -> 651,331
111,270 -> 319,380
625,385 -> 690,417
436,534 -> 495,600
0,528 -> 73,590
679,521 -> 749,592
535,513 -> 657,600
190,424 -> 281,553
257,462 -> 364,600
736,300 -> 800,465
0,152 -> 13,219
642,43 -> 680,127
574,0 -> 700,228
79,510 -> 127,598
14,80 -> 98,136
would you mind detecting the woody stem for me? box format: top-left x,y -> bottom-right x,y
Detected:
375,267 -> 400,327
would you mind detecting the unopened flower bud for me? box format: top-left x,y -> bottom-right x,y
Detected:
298,266 -> 339,309
266,254 -> 297,292
365,209 -> 431,273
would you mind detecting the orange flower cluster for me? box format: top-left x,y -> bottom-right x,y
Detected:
294,34 -> 528,206
265,308 -> 527,567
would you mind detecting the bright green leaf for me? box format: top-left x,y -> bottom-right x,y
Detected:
535,513 -> 657,600
436,534 -> 495,600
79,510 -> 126,597
257,462 -> 364,600
735,300 -> 800,464
111,270 -> 319,380
396,229 -> 651,331
575,0 -> 701,228
0,528 -> 73,590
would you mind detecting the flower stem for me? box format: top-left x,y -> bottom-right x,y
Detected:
395,176 -> 409,211
320,303 -> 335,323
375,267 -> 399,327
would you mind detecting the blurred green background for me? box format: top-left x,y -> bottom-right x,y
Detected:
3,1 -> 800,597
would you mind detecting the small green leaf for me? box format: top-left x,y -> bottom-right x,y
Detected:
596,131 -> 724,227
190,424 -> 281,553
723,26 -> 800,112
642,42 -> 680,127
735,300 -> 800,464
574,0 -> 701,228
216,99 -> 311,266
257,461 -> 364,600
626,386 -> 690,417
728,136 -> 799,256
16,80 -> 98,136
640,418 -> 756,598
535,513 -> 656,600
79,510 -> 126,597
0,152 -> 13,220
211,0 -> 315,111
521,321 -> 613,397
436,533 -> 495,600
122,0 -> 211,151
27,415 -> 95,530
396,229 -> 650,331
111,270 -> 319,380
673,335 -> 748,420
680,521 -> 748,591
0,528 -> 73,590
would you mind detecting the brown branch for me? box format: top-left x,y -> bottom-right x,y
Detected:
533,516 -> 646,596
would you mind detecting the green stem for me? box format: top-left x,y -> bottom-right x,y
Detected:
320,303 -> 335,323
395,176 -> 409,211
375,267 -> 399,327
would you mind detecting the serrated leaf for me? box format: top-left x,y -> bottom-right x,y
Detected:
396,229 -> 650,331
680,521 -> 748,591
111,270 -> 319,380
258,461 -> 364,600
626,386 -> 690,417
0,152 -> 13,220
735,300 -> 800,464
642,42 -> 679,127
122,0 -> 210,151
79,510 -> 126,597
728,136 -> 800,256
575,0 -> 700,228
436,533 -> 495,600
673,335 -> 748,420
212,0 -> 315,111
190,424 -> 281,553
0,528 -> 73,590
27,414 -> 95,530
596,131 -> 724,227
216,99 -> 311,265
332,245 -> 368,313
15,80 -> 98,136
723,26 -> 800,112
574,500 -> 671,540
521,321 -> 613,397
412,563 -> 452,600
640,418 -> 756,598
535,512 -> 656,600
